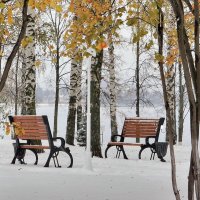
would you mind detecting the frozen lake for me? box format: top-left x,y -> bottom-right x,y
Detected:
36,104 -> 191,146
1,104 -> 191,146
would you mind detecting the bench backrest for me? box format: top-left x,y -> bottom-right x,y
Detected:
121,118 -> 165,141
8,115 -> 53,145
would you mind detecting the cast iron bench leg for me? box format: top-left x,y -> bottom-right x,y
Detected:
28,149 -> 38,165
105,145 -> 128,159
119,146 -> 128,159
139,144 -> 152,159
44,150 -> 54,167
11,148 -> 21,164
105,145 -> 112,158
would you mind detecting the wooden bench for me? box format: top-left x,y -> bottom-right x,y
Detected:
9,115 -> 73,168
105,117 -> 165,162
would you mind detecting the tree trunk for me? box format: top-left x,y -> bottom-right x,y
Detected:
24,6 -> 36,115
0,0 -> 29,93
91,50 -> 103,157
166,64 -> 177,144
178,63 -> 184,144
53,44 -> 60,138
157,5 -> 181,200
108,38 -> 118,139
188,152 -> 195,199
135,38 -> 140,143
21,53 -> 26,115
135,2 -> 140,143
168,0 -> 200,198
76,60 -> 83,134
0,43 -> 3,79
15,52 -> 20,115
23,5 -> 42,149
66,58 -> 79,145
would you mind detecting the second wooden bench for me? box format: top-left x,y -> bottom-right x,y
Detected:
105,117 -> 166,161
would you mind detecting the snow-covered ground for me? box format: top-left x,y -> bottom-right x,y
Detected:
0,140 -> 189,200
0,105 -> 191,200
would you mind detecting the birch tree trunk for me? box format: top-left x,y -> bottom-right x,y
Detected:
166,63 -> 177,144
21,53 -> 26,115
76,60 -> 83,135
91,50 -> 103,157
157,5 -> 181,200
24,5 -> 36,115
23,5 -> 42,149
108,39 -> 118,139
66,58 -> 79,145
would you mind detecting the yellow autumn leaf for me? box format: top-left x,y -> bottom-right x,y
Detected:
154,53 -> 164,62
13,123 -> 24,136
52,58 -> 57,63
7,6 -> 13,25
0,2 -> 5,9
4,122 -> 10,135
55,5 -> 62,12
29,0 -> 35,9
96,41 -> 108,50
49,0 -> 56,8
35,60 -> 42,67
21,36 -> 34,48
0,50 -> 4,57
0,13 -> 4,23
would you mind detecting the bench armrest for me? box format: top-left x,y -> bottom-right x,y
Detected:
111,134 -> 124,142
145,136 -> 156,145
52,137 -> 65,148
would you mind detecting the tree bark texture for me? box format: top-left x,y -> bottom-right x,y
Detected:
66,58 -> 79,145
108,39 -> 118,139
76,60 -> 83,135
24,5 -> 36,115
157,5 -> 181,200
178,63 -> 184,143
15,52 -> 20,115
166,64 -> 177,144
91,50 -> 103,158
23,5 -> 43,150
53,44 -> 60,138
168,1 -> 200,199
21,53 -> 26,115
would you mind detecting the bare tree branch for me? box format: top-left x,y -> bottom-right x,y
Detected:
0,0 -> 29,92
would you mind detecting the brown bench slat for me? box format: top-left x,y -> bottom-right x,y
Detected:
20,145 -> 50,149
123,134 -> 156,138
124,121 -> 158,124
13,119 -> 44,123
124,123 -> 157,127
108,142 -> 142,146
22,129 -> 48,134
13,116 -> 43,120
18,136 -> 48,140
18,133 -> 48,137
123,129 -> 157,133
